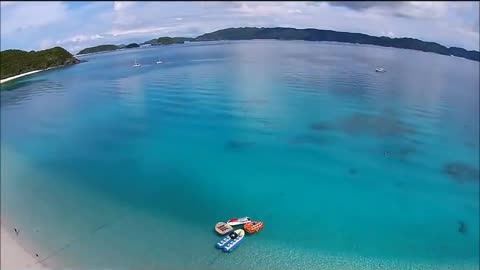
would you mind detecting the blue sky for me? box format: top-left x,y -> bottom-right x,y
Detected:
1,1 -> 479,54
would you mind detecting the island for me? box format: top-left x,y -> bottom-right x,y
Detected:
1,46 -> 81,82
195,27 -> 480,62
142,37 -> 194,46
125,43 -> 140,49
77,44 -> 119,55
77,37 -> 193,55
75,27 -> 479,62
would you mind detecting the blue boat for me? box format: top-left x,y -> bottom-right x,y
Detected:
222,229 -> 245,253
216,231 -> 236,249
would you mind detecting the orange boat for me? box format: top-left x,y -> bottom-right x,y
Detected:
244,221 -> 264,234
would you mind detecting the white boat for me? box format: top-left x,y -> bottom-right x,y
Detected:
222,229 -> 245,253
132,59 -> 141,67
226,217 -> 251,226
156,57 -> 163,64
375,68 -> 386,73
214,222 -> 233,235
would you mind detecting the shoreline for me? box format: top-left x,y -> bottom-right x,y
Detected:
0,70 -> 44,84
1,223 -> 50,270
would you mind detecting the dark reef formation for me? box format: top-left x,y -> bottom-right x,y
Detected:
337,113 -> 415,138
443,162 -> 479,182
458,221 -> 467,235
224,140 -> 254,151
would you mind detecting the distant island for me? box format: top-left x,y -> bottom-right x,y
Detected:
142,37 -> 195,46
125,43 -> 140,49
76,27 -> 479,62
77,37 -> 194,55
0,46 -> 81,81
196,27 -> 480,62
77,44 -> 120,55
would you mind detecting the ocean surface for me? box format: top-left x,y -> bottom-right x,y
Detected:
1,40 -> 479,270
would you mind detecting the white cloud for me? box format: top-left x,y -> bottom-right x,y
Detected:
381,31 -> 396,38
57,34 -> 105,44
39,39 -> 54,50
108,26 -> 172,37
229,2 -> 305,17
394,2 -> 449,19
287,9 -> 302,14
0,1 -> 16,7
113,1 -> 136,12
1,2 -> 68,36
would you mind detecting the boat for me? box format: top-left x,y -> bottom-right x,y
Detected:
214,222 -> 233,235
244,221 -> 264,234
156,57 -> 163,64
226,217 -> 251,226
222,229 -> 245,253
216,230 -> 237,249
132,59 -> 141,67
375,68 -> 386,72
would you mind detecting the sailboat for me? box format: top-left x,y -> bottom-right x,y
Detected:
132,59 -> 141,67
156,57 -> 163,64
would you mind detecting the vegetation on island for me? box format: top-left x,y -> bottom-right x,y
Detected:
195,27 -> 480,62
77,44 -> 119,55
1,46 -> 81,80
76,27 -> 479,62
77,37 -> 193,55
142,37 -> 194,46
125,43 -> 140,48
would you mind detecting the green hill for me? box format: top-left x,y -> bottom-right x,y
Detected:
142,37 -> 194,45
77,44 -> 119,55
0,46 -> 80,80
125,43 -> 140,49
195,27 -> 480,62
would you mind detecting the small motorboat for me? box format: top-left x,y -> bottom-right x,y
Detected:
244,221 -> 264,234
226,217 -> 251,226
215,222 -> 233,235
156,57 -> 163,64
222,229 -> 245,253
375,68 -> 386,73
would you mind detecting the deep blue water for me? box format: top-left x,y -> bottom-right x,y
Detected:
1,40 -> 479,270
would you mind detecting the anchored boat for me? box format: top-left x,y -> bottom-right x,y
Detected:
216,230 -> 237,249
244,221 -> 264,234
226,217 -> 251,226
132,59 -> 141,67
222,229 -> 245,253
215,222 -> 233,235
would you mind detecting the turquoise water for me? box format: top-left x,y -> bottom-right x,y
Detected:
1,40 -> 479,270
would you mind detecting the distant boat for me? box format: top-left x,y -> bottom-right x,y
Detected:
375,68 -> 386,73
156,57 -> 163,64
132,59 -> 141,67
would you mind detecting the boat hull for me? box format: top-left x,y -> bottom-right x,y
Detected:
215,222 -> 233,235
222,229 -> 245,253
226,217 -> 251,226
244,221 -> 264,234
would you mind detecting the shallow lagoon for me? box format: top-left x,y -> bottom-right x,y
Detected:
1,40 -> 479,269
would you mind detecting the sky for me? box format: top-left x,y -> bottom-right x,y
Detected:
1,1 -> 479,54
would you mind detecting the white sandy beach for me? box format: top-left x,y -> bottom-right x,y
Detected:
0,70 -> 43,84
1,225 -> 49,270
